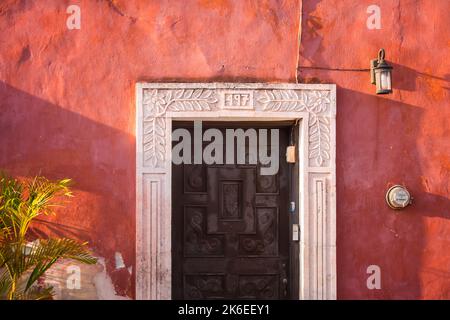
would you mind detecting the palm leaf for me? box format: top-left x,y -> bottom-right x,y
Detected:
0,270 -> 12,298
0,173 -> 94,299
25,238 -> 96,291
13,285 -> 54,300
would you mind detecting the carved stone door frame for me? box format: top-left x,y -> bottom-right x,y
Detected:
136,83 -> 337,300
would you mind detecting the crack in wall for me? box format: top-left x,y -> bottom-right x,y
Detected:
396,0 -> 405,102
299,66 -> 370,72
295,0 -> 302,83
396,0 -> 405,54
104,0 -> 137,23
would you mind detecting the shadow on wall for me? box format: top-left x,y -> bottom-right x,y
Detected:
300,0 -> 324,66
389,62 -> 450,92
336,87 -> 450,299
299,0 -> 450,299
0,81 -> 135,298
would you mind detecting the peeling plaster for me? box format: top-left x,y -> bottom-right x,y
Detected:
43,257 -> 130,300
93,258 -> 130,300
114,252 -> 126,269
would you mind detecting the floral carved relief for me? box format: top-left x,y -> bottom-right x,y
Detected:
142,89 -> 218,167
256,90 -> 331,167
142,88 -> 332,168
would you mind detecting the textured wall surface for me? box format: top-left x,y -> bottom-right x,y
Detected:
298,0 -> 449,299
0,0 -> 448,299
0,0 -> 300,299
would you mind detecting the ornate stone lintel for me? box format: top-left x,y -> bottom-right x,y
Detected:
141,85 -> 334,169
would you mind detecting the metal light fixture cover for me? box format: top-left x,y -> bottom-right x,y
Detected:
385,185 -> 412,210
371,49 -> 393,94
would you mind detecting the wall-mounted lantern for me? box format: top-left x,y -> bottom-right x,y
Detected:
385,185 -> 412,210
371,48 -> 393,94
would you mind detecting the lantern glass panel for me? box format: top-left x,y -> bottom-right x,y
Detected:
380,70 -> 391,90
375,68 -> 392,93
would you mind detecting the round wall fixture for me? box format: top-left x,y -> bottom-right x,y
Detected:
385,185 -> 412,210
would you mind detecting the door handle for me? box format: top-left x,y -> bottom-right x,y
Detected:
281,262 -> 289,298
282,278 -> 288,297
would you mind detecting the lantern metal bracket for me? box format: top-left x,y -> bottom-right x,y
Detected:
370,49 -> 386,84
370,59 -> 378,84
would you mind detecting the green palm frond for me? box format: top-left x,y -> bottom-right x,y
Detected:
0,270 -> 12,298
0,175 -> 23,237
11,285 -> 54,300
27,176 -> 72,211
25,238 -> 96,291
1,174 -> 72,241
0,172 -> 97,300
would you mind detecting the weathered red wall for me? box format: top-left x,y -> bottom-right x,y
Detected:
298,0 -> 450,299
0,0 -> 448,299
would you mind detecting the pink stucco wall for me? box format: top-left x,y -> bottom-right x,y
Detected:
0,0 -> 448,299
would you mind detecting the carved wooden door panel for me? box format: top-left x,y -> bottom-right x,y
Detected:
172,123 -> 290,299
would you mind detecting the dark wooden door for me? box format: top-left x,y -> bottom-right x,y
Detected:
172,122 -> 292,299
